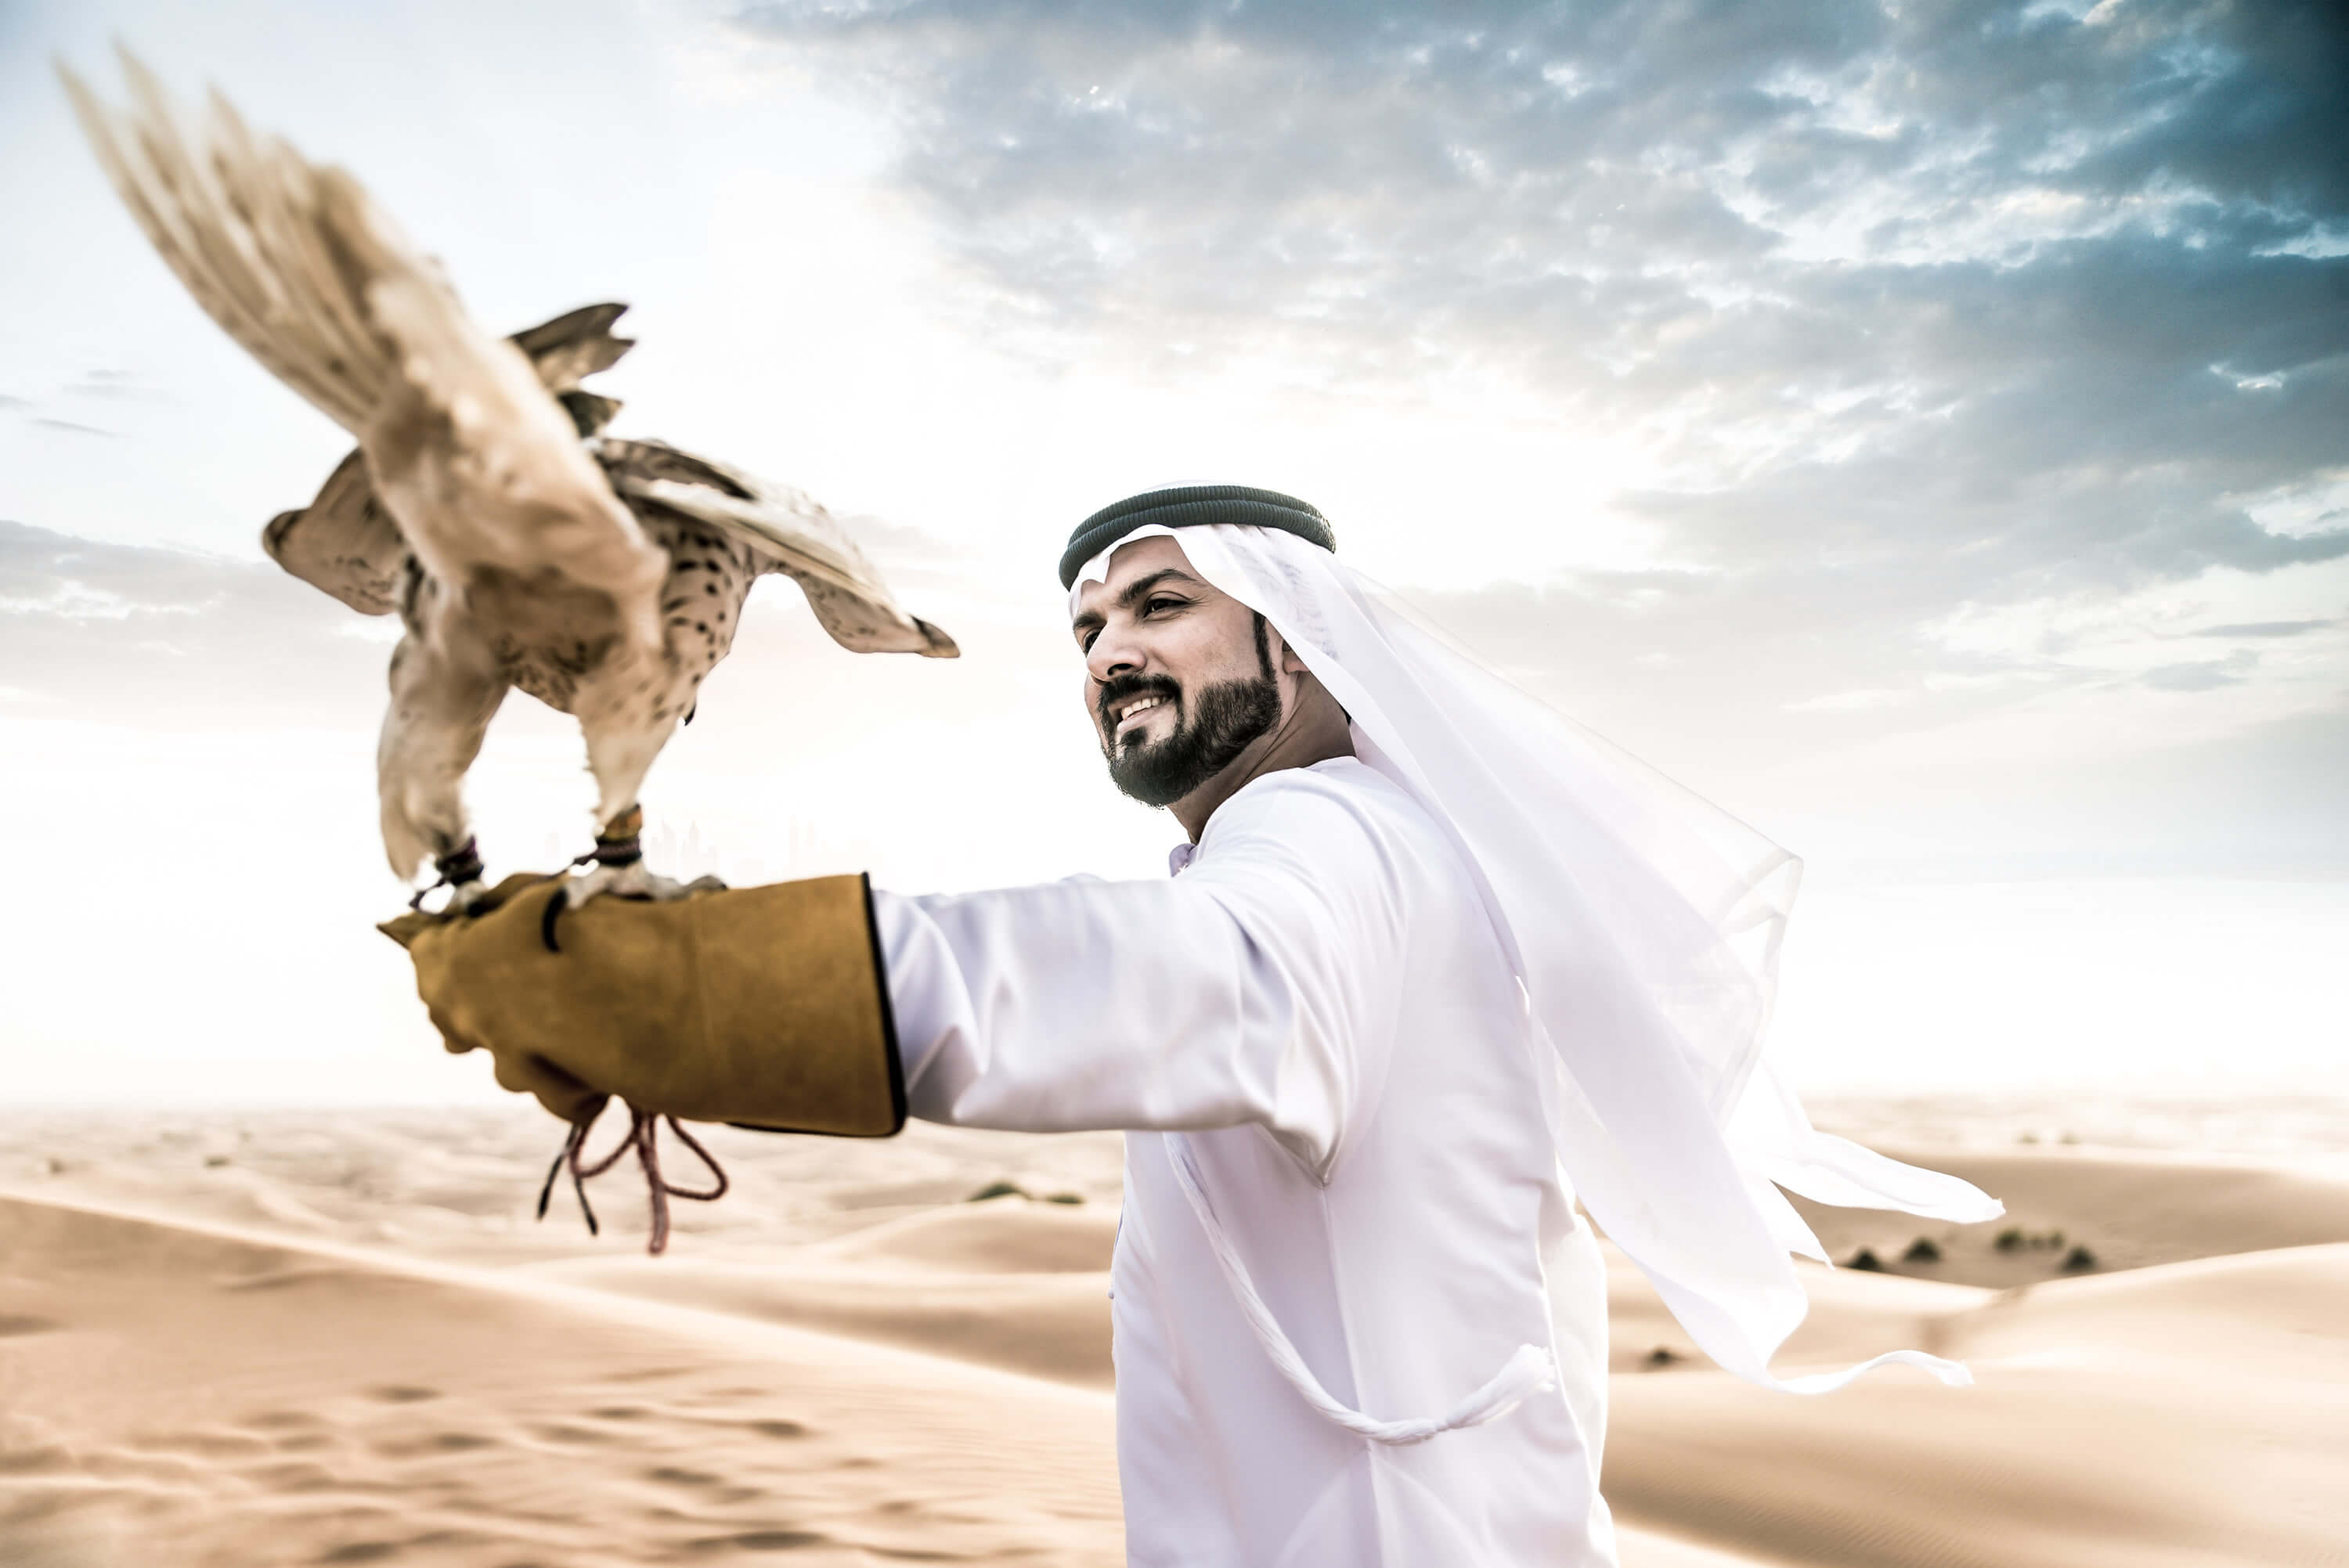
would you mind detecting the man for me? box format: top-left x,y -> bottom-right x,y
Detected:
400,485 -> 1998,1567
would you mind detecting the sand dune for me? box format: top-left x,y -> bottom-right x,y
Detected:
0,1190 -> 1122,1567
5,1111 -> 2346,1566
1790,1143 -> 2349,1285
529,1199 -> 1124,1387
1607,1204 -> 2349,1568
530,1252 -> 1119,1390
1607,1247 -> 2349,1568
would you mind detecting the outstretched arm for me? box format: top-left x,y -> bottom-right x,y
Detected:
876,780 -> 1405,1177
386,775 -> 1407,1182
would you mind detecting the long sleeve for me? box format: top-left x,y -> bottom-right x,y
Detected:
871,775 -> 1407,1177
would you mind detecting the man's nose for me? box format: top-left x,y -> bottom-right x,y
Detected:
1087,624 -> 1145,684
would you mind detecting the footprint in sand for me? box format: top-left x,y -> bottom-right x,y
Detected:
685,1529 -> 828,1552
366,1385 -> 442,1404
529,1422 -> 614,1446
243,1408 -> 327,1430
242,1458 -> 343,1493
136,1426 -> 274,1460
371,1431 -> 497,1458
0,1444 -> 71,1476
314,1526 -> 486,1563
647,1465 -> 723,1487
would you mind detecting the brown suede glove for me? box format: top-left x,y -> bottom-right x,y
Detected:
380,872 -> 905,1136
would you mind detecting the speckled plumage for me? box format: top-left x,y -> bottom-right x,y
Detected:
67,56 -> 956,898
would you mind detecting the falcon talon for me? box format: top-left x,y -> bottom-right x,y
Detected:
539,886 -> 570,953
408,838 -> 489,914
539,845 -> 718,952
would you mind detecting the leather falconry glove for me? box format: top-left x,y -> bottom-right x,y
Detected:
380,871 -> 906,1249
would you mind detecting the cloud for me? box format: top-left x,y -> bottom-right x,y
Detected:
2142,650 -> 2259,690
2196,618 -> 2335,638
730,0 -> 2349,606
0,520 -> 381,729
718,0 -> 2349,866
27,416 -> 121,438
63,368 -> 162,402
5,365 -> 171,440
0,515 -> 1060,770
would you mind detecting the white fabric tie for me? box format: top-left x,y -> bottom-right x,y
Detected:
1165,1134 -> 1557,1446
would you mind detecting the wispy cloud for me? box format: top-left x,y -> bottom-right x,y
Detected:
0,521 -> 377,728
63,367 -> 162,402
2142,651 -> 2258,691
731,0 -> 2349,629
713,0 -> 2349,849
2196,618 -> 2335,639
28,416 -> 121,438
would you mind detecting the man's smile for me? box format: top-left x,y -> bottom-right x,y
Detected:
1113,693 -> 1173,737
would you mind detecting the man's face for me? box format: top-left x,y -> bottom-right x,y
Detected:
1070,535 -> 1283,807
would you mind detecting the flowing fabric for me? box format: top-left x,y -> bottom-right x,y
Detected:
1072,523 -> 2003,1391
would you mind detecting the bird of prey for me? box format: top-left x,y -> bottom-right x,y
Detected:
63,54 -> 957,927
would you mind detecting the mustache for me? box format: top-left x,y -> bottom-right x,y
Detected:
1097,672 -> 1182,730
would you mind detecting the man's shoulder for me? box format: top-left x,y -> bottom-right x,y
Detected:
1195,759 -> 1494,955
1201,757 -> 1446,861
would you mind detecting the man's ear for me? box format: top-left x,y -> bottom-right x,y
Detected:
1262,618 -> 1318,682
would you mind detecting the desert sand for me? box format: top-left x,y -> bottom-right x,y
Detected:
3,1105 -> 2345,1567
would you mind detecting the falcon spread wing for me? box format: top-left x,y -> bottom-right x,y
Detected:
67,52 -> 956,900
259,305 -> 642,617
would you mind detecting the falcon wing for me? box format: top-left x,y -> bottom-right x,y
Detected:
510,302 -> 634,402
66,53 -> 666,647
600,439 -> 958,658
260,306 -> 638,616
262,449 -> 405,615
63,52 -> 390,434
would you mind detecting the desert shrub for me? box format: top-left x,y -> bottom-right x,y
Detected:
967,1180 -> 1027,1202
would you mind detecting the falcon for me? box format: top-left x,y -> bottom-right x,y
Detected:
63,53 -> 957,929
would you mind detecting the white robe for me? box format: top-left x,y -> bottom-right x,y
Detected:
875,757 -> 1620,1567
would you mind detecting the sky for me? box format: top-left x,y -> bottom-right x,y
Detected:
1,0 -> 2343,1105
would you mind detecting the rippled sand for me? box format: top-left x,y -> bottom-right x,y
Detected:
2,1106 -> 2344,1566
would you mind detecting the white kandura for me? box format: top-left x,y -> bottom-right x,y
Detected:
868,521 -> 2001,1564
880,760 -> 1622,1564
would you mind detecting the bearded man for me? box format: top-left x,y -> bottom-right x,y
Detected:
400,485 -> 2000,1567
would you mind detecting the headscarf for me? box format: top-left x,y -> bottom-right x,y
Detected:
1070,519 -> 2002,1393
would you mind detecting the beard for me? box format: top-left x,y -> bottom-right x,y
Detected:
1099,614 -> 1281,808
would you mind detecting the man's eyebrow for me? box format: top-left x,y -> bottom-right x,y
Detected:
1118,568 -> 1200,609
1070,568 -> 1203,634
